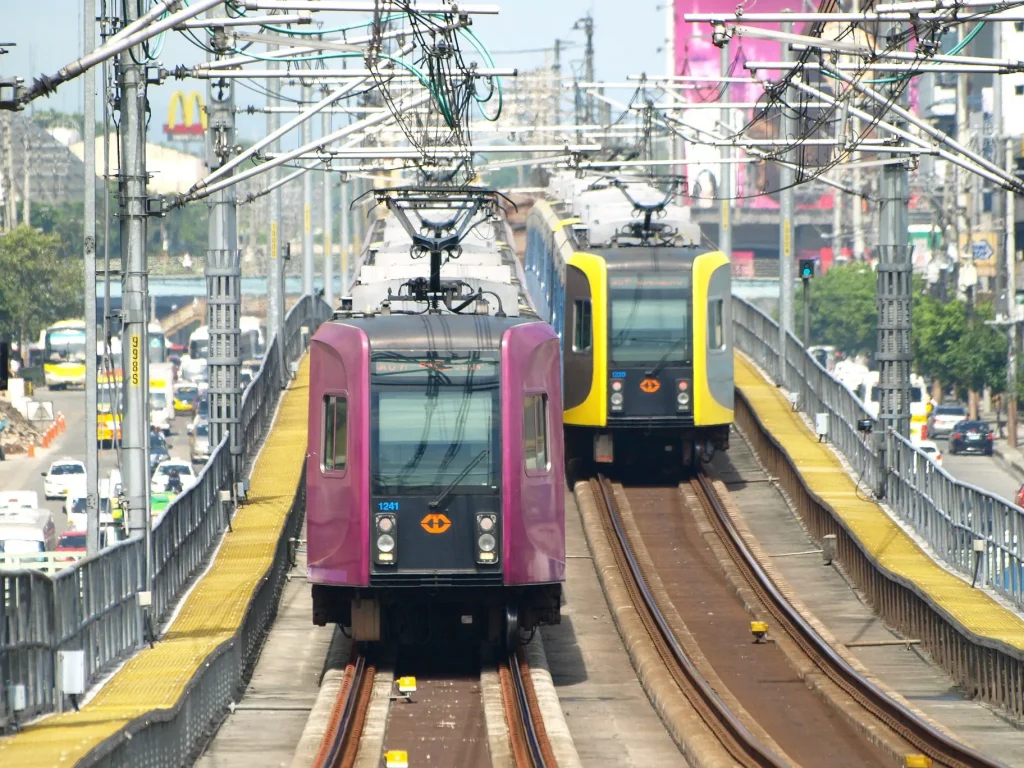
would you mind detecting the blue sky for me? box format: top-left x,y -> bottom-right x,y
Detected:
2,1 -> 667,143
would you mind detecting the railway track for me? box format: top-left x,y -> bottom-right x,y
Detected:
589,473 -> 1007,768
311,644 -> 554,768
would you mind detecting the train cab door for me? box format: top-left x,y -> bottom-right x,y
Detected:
563,264 -> 594,412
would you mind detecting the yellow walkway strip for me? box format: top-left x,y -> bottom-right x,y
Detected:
0,357 -> 311,768
736,354 -> 1024,651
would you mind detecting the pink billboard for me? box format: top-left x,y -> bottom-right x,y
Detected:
673,0 -> 792,105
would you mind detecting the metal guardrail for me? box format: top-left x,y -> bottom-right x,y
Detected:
0,294 -> 332,732
0,553 -> 85,575
732,295 -> 1024,609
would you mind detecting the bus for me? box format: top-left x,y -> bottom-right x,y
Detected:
148,321 -> 168,364
857,371 -> 930,441
239,316 -> 266,361
44,320 -> 88,389
97,369 -> 123,448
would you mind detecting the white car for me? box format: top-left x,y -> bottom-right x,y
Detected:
65,496 -> 115,532
917,439 -> 944,468
42,459 -> 87,500
151,459 -> 198,493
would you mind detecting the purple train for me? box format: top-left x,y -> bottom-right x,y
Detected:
306,188 -> 565,649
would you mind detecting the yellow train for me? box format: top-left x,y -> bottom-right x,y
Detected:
525,175 -> 733,476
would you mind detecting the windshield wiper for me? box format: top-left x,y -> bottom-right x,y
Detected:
646,336 -> 687,378
429,448 -> 490,509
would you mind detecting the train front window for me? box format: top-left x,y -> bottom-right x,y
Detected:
609,275 -> 690,365
371,355 -> 499,493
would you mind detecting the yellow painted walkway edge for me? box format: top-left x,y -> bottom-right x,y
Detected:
736,353 -> 1024,651
0,356 -> 311,768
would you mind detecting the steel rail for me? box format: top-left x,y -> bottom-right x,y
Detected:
499,649 -> 555,768
591,476 -> 788,768
691,473 -> 1008,768
311,651 -> 375,768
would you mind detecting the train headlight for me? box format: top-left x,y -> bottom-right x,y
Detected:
478,533 -> 496,552
677,392 -> 690,406
375,515 -> 397,563
610,392 -> 624,407
477,514 -> 496,533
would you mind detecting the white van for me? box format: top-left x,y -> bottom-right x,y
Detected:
0,508 -> 57,554
0,491 -> 40,510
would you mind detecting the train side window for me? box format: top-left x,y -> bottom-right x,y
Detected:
573,298 -> 592,352
524,394 -> 549,472
708,299 -> 725,351
323,395 -> 347,471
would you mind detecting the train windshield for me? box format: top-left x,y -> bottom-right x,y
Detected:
608,274 -> 691,365
371,355 -> 500,493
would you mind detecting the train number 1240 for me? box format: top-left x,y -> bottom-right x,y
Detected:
377,501 -> 400,511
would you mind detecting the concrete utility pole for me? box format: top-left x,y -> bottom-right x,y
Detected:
552,38 -> 561,128
323,107 -> 334,308
340,175 -> 350,296
84,0 -> 100,556
302,83 -> 314,297
719,43 -> 732,259
205,16 -> 243,475
0,114 -> 13,229
1007,137 -> 1019,448
875,27 -> 913,442
267,50 -> 285,388
116,0 -> 152,582
575,15 -> 594,124
779,19 -> 796,378
21,129 -> 29,227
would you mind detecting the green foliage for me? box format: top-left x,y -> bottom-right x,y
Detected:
799,263 -> 878,356
800,263 -> 1007,395
0,226 -> 84,345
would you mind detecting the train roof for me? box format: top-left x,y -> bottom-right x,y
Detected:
327,312 -> 536,353
591,246 -> 716,272
347,191 -> 538,320
542,172 -> 704,250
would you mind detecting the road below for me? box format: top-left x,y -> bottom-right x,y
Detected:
939,449 -> 1021,503
0,388 -> 193,537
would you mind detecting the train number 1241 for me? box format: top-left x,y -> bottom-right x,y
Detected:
377,501 -> 400,511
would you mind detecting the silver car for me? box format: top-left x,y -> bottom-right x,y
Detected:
190,421 -> 211,464
928,404 -> 967,439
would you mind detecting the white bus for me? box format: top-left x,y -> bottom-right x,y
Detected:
856,371 -> 930,440
43,319 -> 88,388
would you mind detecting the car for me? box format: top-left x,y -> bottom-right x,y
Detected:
41,459 -> 87,500
948,420 -> 994,456
187,395 -> 209,435
190,420 -> 211,464
151,459 -> 197,493
916,439 -> 943,468
55,529 -> 87,563
1016,482 -> 1024,509
65,496 -> 114,532
173,383 -> 199,413
149,431 -> 171,470
927,404 -> 967,439
150,491 -> 177,517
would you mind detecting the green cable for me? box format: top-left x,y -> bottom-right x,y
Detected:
821,20 -> 985,85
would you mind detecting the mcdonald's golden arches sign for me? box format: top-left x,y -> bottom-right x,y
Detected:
163,91 -> 207,139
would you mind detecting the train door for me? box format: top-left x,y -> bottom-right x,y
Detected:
563,264 -> 594,411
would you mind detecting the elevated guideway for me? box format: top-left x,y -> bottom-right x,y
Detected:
731,295 -> 1024,723
0,357 -> 313,768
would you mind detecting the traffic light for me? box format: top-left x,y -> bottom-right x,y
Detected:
799,259 -> 816,280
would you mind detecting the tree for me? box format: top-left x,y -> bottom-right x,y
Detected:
800,262 -> 878,356
0,227 -> 84,348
